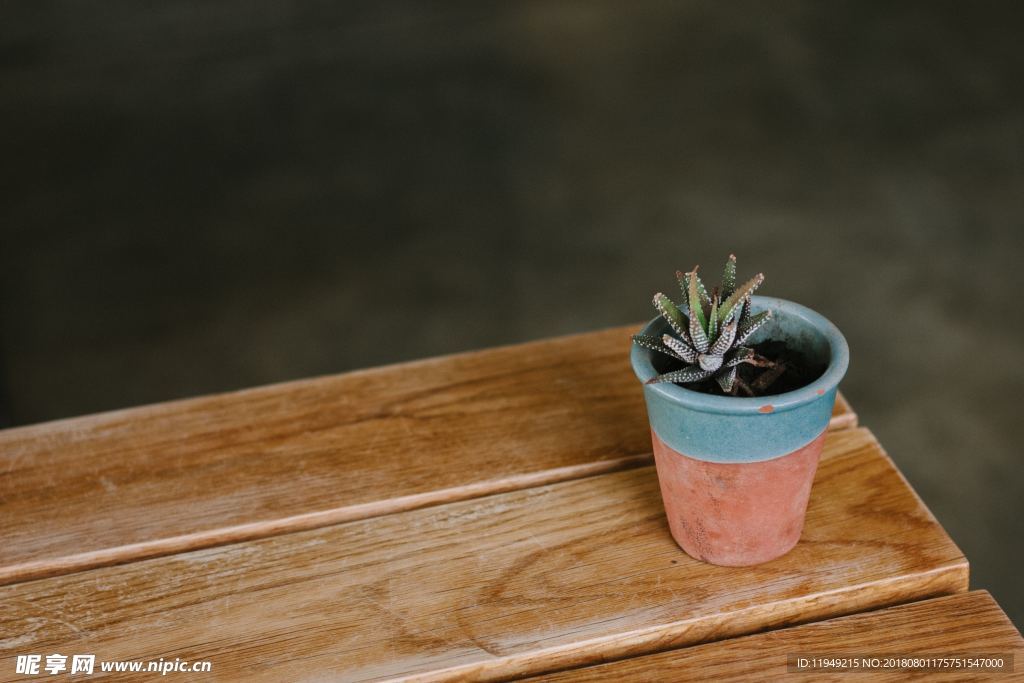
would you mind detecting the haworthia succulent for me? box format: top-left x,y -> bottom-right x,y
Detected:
634,255 -> 777,392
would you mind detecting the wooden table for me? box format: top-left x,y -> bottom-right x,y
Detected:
0,325 -> 1019,681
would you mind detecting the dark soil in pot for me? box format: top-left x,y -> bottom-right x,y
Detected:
652,339 -> 827,397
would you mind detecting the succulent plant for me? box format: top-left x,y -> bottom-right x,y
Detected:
633,255 -> 773,394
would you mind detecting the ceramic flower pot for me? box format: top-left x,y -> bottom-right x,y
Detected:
630,296 -> 849,566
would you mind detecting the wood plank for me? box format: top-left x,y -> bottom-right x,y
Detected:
0,428 -> 965,682
533,592 -> 1023,681
0,325 -> 857,586
831,391 -> 858,429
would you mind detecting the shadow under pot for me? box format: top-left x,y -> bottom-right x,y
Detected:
630,295 -> 850,566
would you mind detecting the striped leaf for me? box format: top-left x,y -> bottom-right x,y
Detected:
735,309 -> 772,345
708,319 -> 737,355
707,293 -> 720,343
688,308 -> 709,353
645,366 -> 714,385
721,254 -> 737,297
662,334 -> 698,363
725,345 -> 774,368
725,346 -> 756,367
686,268 -> 709,351
676,269 -> 711,315
631,334 -> 687,363
652,293 -> 688,338
718,272 -> 764,324
730,297 -> 746,326
716,365 -> 738,393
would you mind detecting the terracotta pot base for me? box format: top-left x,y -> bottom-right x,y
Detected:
651,428 -> 824,566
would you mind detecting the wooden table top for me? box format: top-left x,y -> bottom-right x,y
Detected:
0,324 -> 854,587
0,325 -> 1005,681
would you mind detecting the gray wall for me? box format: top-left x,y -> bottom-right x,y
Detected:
2,1 -> 1022,626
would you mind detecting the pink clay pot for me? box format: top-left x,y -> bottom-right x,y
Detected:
651,428 -> 824,566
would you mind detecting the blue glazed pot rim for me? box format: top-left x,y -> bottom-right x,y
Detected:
630,296 -> 849,416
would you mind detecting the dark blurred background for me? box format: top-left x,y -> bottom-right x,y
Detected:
1,1 -> 1022,625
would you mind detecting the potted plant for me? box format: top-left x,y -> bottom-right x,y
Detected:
630,255 -> 849,566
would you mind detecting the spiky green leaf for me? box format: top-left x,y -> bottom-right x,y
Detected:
721,254 -> 737,297
735,309 -> 772,345
731,297 -> 746,326
676,269 -> 711,313
631,334 -> 688,363
708,319 -> 737,355
686,267 -> 709,345
652,293 -> 688,338
725,345 -> 774,368
674,270 -> 688,309
716,366 -> 738,393
646,366 -> 714,385
707,293 -> 719,343
662,334 -> 698,363
695,271 -> 712,318
724,346 -> 755,367
717,272 -> 764,324
688,307 -> 709,353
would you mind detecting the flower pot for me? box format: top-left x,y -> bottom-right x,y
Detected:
630,296 -> 849,566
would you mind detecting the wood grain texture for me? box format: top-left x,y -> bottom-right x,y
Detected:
0,325 -> 856,586
0,428 -> 965,682
533,592 -> 1023,681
